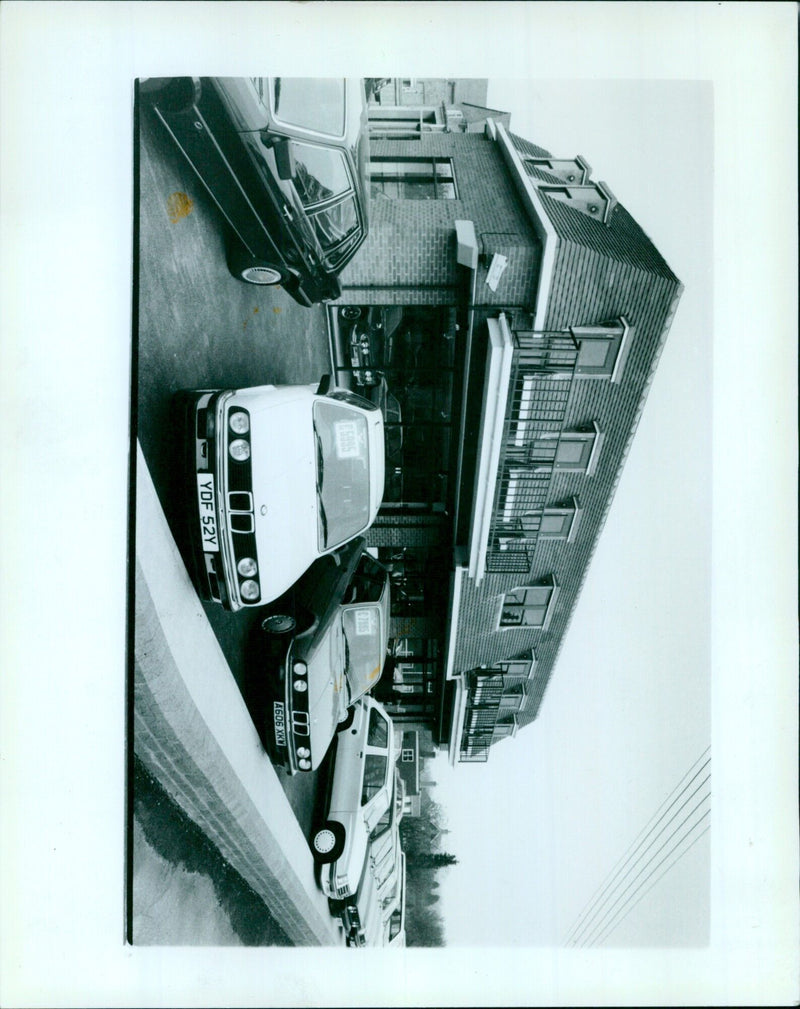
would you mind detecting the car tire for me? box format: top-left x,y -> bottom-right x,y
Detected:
227,243 -> 285,287
312,821 -> 346,864
336,707 -> 355,732
261,612 -> 296,635
339,306 -> 361,321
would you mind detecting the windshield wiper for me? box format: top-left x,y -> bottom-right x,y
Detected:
314,428 -> 324,490
317,490 -> 328,547
343,632 -> 351,676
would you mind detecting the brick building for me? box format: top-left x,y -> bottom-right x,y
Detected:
330,93 -> 682,764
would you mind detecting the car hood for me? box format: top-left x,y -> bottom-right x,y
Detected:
245,395 -> 320,602
295,619 -> 348,766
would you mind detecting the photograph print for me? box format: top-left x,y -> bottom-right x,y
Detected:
130,74 -> 711,950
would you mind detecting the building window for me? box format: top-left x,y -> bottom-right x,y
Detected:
523,156 -> 591,185
529,422 -> 604,476
572,317 -> 632,381
402,748 -> 415,762
525,496 -> 581,541
538,182 -> 616,224
370,157 -> 458,200
498,576 -> 558,630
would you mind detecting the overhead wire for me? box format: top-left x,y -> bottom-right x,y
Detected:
580,795 -> 710,947
590,816 -> 710,946
565,747 -> 711,947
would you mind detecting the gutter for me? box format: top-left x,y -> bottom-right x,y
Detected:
490,119 -> 559,331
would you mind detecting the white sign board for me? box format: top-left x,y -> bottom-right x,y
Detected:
485,253 -> 509,291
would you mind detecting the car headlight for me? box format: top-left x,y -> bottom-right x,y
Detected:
237,557 -> 257,577
293,660 -> 307,676
229,438 -> 250,462
298,758 -> 311,771
240,579 -> 259,602
296,746 -> 310,759
293,679 -> 308,693
229,411 -> 250,435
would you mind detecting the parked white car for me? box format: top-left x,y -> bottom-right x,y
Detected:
341,841 -> 406,948
180,377 -> 385,610
312,696 -> 398,881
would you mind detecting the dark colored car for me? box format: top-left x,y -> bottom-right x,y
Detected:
142,77 -> 370,305
340,305 -> 404,386
251,538 -> 391,775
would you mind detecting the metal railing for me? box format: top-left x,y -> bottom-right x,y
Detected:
458,670 -> 526,762
484,330 -> 579,574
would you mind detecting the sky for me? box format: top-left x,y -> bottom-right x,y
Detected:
433,79 -> 713,947
1,4 -> 796,1007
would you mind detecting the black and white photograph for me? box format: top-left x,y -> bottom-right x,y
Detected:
1,2 -> 797,1006
132,71 -> 706,951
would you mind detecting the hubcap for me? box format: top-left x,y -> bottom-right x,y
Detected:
262,613 -> 295,634
242,265 -> 281,285
314,829 -> 336,854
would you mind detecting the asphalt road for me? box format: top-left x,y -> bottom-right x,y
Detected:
135,97 -> 333,837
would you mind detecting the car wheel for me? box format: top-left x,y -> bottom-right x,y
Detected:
312,822 -> 346,864
336,707 -> 355,732
340,306 -> 361,321
261,613 -> 296,635
227,244 -> 285,286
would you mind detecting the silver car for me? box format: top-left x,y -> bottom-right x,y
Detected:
312,697 -> 397,890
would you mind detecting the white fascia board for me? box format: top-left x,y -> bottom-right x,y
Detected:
448,675 -> 468,766
493,121 -> 558,331
444,564 -> 466,681
468,314 -> 515,582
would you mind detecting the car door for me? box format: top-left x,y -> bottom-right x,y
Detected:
360,704 -> 392,833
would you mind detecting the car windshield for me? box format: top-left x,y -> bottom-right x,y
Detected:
312,399 -> 371,549
341,604 -> 384,698
369,770 -> 400,842
271,78 -> 345,136
291,143 -> 351,207
310,196 -> 359,257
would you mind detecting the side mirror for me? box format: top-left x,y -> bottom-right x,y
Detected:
316,373 -> 332,396
273,138 -> 296,180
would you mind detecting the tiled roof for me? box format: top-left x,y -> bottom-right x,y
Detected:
507,132 -> 553,160
452,158 -> 684,727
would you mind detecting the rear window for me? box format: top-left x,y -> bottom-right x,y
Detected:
272,78 -> 345,136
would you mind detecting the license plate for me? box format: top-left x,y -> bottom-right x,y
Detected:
196,473 -> 219,552
273,701 -> 287,748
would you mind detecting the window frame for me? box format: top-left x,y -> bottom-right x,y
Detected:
538,182 -> 616,224
522,496 -> 581,542
530,422 -> 604,476
571,317 -> 632,382
369,156 -> 458,200
496,576 -> 559,632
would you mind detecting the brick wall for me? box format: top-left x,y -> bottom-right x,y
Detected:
339,132 -> 543,310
